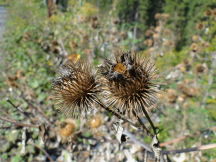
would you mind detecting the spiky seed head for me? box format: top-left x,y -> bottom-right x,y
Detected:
88,114 -> 103,129
52,61 -> 100,118
58,119 -> 76,138
99,52 -> 157,117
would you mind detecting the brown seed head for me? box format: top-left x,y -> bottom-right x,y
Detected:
192,35 -> 200,42
99,52 -> 157,117
196,63 -> 208,74
205,9 -> 212,17
190,43 -> 200,52
166,89 -> 177,103
88,114 -> 103,128
155,13 -> 162,19
196,23 -> 205,30
144,39 -> 154,47
212,9 -> 216,17
161,13 -> 170,20
59,119 -> 76,138
52,61 -> 100,118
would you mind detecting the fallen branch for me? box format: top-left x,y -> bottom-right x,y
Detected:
0,116 -> 38,128
162,143 -> 216,154
28,141 -> 54,162
160,126 -> 216,147
132,110 -> 153,137
123,129 -> 216,156
21,93 -> 52,125
6,99 -> 32,118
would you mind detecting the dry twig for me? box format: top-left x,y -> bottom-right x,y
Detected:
160,126 -> 216,147
0,116 -> 38,128
162,143 -> 216,154
28,141 -> 54,162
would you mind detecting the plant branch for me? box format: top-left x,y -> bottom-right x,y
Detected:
6,99 -> 31,118
95,98 -> 138,128
162,143 -> 216,155
28,141 -> 54,162
132,110 -> 153,137
160,126 -> 216,147
140,103 -> 158,136
0,116 -> 38,128
20,93 -> 52,125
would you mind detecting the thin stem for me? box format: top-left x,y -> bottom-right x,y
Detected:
95,98 -> 138,128
162,143 -> 216,155
123,129 -> 153,153
132,110 -> 153,137
28,141 -> 54,162
160,126 -> 216,147
0,116 -> 38,128
140,104 -> 157,136
21,94 -> 52,125
7,99 -> 31,118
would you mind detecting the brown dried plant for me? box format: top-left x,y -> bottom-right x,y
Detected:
52,59 -> 136,127
99,52 -> 158,135
52,60 -> 101,118
52,52 -> 159,136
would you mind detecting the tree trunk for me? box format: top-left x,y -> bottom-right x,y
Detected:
47,0 -> 56,17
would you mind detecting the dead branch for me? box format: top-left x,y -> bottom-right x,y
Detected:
21,94 -> 52,125
0,116 -> 38,128
162,143 -> 216,155
28,141 -> 54,162
6,99 -> 32,118
160,126 -> 216,147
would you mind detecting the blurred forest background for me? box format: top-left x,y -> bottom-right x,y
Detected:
0,0 -> 215,161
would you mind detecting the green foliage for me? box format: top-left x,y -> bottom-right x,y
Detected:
0,0 -> 8,5
114,0 -> 216,49
116,0 -> 163,27
11,155 -> 23,162
164,0 -> 215,49
156,48 -> 188,71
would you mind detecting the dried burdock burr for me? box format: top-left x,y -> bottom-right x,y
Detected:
205,9 -> 212,17
196,23 -> 205,30
166,89 -> 178,103
58,119 -> 76,139
195,63 -> 208,74
190,43 -> 200,53
88,114 -> 103,129
52,60 -> 101,118
99,51 -> 158,135
52,60 -> 136,128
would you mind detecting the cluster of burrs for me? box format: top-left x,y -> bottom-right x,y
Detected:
52,51 -> 158,136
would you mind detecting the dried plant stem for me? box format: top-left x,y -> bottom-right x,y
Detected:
162,143 -> 216,155
160,126 -> 216,147
140,105 -> 157,136
21,94 -> 52,125
123,130 -> 152,152
132,110 -> 153,137
95,99 -> 138,128
0,116 -> 38,128
123,131 -> 216,156
6,99 -> 31,118
28,141 -> 54,162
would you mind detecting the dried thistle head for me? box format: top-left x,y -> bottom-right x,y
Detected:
52,61 -> 100,118
205,9 -> 212,17
88,114 -> 103,129
58,119 -> 76,138
99,52 -> 157,117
